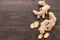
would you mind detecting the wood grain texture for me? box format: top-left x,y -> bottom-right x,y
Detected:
0,0 -> 60,40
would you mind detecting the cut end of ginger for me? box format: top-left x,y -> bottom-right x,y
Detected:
30,21 -> 39,29
38,34 -> 43,39
30,23 -> 35,29
44,32 -> 49,38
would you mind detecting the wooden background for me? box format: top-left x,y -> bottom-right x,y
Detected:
0,0 -> 60,40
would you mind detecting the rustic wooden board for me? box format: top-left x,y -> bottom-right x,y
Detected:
0,0 -> 60,40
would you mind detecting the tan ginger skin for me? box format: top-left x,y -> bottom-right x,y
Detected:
46,12 -> 57,31
33,1 -> 51,18
39,20 -> 49,34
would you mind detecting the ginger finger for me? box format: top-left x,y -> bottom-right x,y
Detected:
46,12 -> 57,31
46,21 -> 55,31
49,12 -> 57,22
33,10 -> 41,15
33,10 -> 42,18
37,15 -> 40,18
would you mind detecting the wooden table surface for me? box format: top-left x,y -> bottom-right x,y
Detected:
0,0 -> 60,40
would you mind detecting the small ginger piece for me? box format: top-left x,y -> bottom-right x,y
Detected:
30,21 -> 39,29
39,20 -> 49,34
38,34 -> 43,39
33,0 -> 51,18
44,32 -> 49,38
46,12 -> 57,31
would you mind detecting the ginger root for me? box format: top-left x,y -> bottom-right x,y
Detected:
33,0 -> 51,18
39,12 -> 57,33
